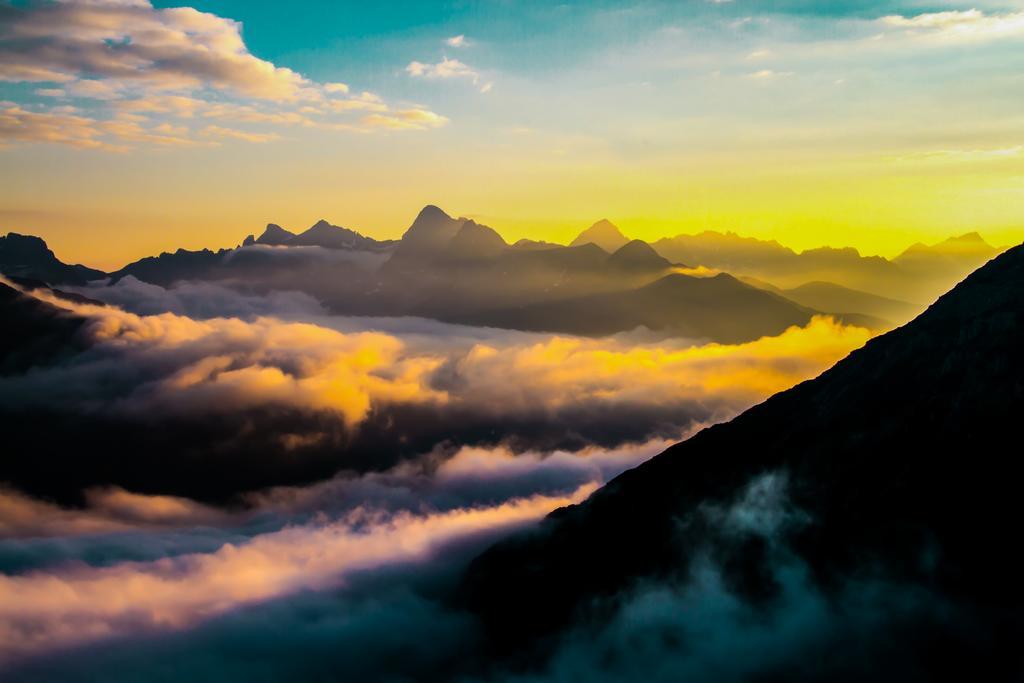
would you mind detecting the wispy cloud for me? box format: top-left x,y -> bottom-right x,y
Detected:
406,56 -> 493,93
880,9 -> 1024,44
445,34 -> 470,48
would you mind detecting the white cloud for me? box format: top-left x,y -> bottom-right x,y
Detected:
446,34 -> 469,48
745,69 -> 793,80
879,9 -> 1024,44
406,56 -> 493,93
0,0 -> 449,149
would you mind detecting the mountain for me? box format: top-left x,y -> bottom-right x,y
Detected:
464,272 -> 818,343
459,244 -> 1023,675
0,233 -> 106,285
0,280 -> 89,375
287,219 -> 393,251
569,219 -> 630,253
651,230 -> 1005,304
513,238 -> 561,250
253,223 -> 296,246
109,247 -> 225,286
894,232 -> 1001,275
606,239 -> 673,272
446,220 -> 509,260
395,205 -> 468,253
780,281 -> 921,326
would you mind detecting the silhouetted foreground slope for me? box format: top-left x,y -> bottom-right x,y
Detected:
460,244 -> 1024,678
0,281 -> 89,375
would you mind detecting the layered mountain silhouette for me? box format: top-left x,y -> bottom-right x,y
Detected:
653,229 -> 1003,303
0,233 -> 106,285
5,209 -> 1005,341
459,244 -> 1024,677
465,272 -> 817,342
741,277 -> 921,327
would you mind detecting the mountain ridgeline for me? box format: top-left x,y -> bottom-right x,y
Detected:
457,243 -> 1024,679
1,206 -> 1006,341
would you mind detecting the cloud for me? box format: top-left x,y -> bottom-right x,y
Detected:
0,485 -> 588,664
0,282 -> 871,503
745,69 -> 794,80
361,108 -> 450,130
880,9 -> 1024,44
887,145 -> 1024,165
200,124 -> 280,143
0,467 -> 966,681
446,34 -> 470,48
0,103 -> 112,149
0,0 -> 309,99
406,56 -> 492,93
0,1 -> 449,148
0,487 -> 231,539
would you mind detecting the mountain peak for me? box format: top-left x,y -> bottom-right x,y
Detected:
607,239 -> 671,272
0,232 -> 107,285
570,219 -> 630,253
255,223 -> 296,246
415,205 -> 452,223
399,205 -> 465,250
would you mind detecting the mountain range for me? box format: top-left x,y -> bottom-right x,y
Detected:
0,206 -> 1006,340
458,242 -> 1024,679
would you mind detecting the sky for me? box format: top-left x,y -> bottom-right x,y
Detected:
2,0 -> 1024,269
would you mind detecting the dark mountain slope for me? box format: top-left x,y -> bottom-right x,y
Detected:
463,272 -> 817,343
0,233 -> 106,285
287,219 -> 393,251
606,239 -> 673,272
254,223 -> 296,246
0,281 -> 90,375
460,244 -> 1024,676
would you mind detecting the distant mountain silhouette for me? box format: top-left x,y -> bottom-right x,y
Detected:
460,244 -> 1024,677
513,238 -> 561,250
464,272 -> 816,342
652,230 -> 1004,303
607,239 -> 673,272
253,223 -> 296,246
780,281 -> 920,326
570,219 -> 630,253
894,232 -> 1000,275
0,233 -> 106,285
109,247 -> 226,286
288,219 -> 394,251
33,206 -> 990,341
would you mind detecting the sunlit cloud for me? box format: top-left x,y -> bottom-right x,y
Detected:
200,124 -> 281,144
446,34 -> 470,48
0,486 -> 589,663
0,0 -> 449,148
880,9 -> 1024,44
887,145 -> 1024,164
406,56 -> 492,93
0,103 -> 113,149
